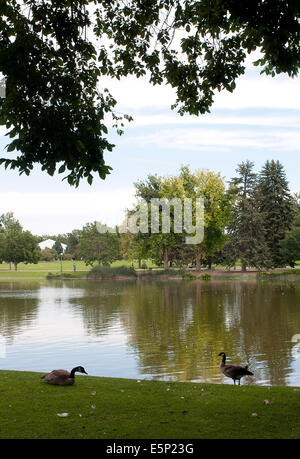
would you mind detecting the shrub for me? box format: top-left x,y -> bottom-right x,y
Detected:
200,273 -> 211,281
87,265 -> 137,278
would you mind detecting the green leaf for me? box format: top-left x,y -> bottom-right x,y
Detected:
58,164 -> 66,174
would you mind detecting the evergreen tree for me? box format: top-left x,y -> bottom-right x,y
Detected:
225,161 -> 270,272
257,160 -> 295,267
281,212 -> 300,267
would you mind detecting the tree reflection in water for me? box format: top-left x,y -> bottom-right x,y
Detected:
0,279 -> 300,386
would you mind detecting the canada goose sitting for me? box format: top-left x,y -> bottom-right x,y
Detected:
218,352 -> 253,385
42,366 -> 88,385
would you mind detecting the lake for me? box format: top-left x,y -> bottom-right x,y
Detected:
0,278 -> 300,386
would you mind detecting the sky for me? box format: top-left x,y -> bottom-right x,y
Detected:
0,54 -> 299,236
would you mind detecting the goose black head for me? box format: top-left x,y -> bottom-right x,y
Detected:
74,366 -> 88,374
218,352 -> 226,357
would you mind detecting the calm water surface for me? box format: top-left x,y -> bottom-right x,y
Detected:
1,278 -> 300,386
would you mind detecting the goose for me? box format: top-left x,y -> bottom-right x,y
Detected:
42,366 -> 88,385
218,352 -> 253,385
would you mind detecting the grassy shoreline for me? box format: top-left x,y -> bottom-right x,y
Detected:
1,268 -> 300,281
0,370 -> 299,439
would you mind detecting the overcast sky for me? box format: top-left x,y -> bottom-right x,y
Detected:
0,55 -> 299,235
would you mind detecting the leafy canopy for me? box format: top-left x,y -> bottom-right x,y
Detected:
0,1 -> 299,185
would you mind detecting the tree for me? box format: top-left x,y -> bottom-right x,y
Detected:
65,229 -> 81,258
40,247 -> 57,262
225,161 -> 271,271
281,212 -> 300,267
133,174 -> 173,269
0,213 -> 40,270
126,166 -> 230,270
53,240 -> 63,256
120,231 -> 149,269
256,160 -> 295,267
0,212 -> 22,233
1,1 -> 299,185
78,222 -> 121,266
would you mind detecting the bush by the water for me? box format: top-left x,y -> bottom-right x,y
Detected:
87,265 -> 137,278
257,269 -> 300,279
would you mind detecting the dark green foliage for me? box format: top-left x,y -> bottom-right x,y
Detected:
52,240 -> 63,255
0,212 -> 40,270
200,273 -> 211,281
87,264 -> 137,278
281,212 -> 300,267
0,1 -> 299,184
257,160 -> 295,268
40,247 -> 57,261
95,0 -> 300,115
64,230 -> 81,257
0,0 -> 119,186
78,222 -> 122,266
225,161 -> 271,271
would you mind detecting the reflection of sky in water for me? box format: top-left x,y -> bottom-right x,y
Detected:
0,280 -> 300,386
289,337 -> 300,386
0,283 -> 142,378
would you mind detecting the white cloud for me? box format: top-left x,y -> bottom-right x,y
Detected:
214,73 -> 300,110
1,189 -> 136,234
121,126 -> 300,153
100,69 -> 300,112
128,111 -> 300,129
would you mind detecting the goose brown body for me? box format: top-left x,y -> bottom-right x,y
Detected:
42,366 -> 87,385
218,352 -> 253,385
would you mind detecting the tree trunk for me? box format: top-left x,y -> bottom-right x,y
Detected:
163,247 -> 169,270
241,260 -> 247,272
241,242 -> 247,272
195,254 -> 201,272
138,258 -> 141,269
14,262 -> 18,271
208,256 -> 212,270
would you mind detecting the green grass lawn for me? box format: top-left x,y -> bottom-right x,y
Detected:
0,259 -> 158,278
0,259 -> 299,280
0,370 -> 299,439
0,260 -> 90,273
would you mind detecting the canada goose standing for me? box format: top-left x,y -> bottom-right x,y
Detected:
218,352 -> 253,385
42,366 -> 88,385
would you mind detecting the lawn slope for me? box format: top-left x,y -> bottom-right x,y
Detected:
0,371 -> 299,439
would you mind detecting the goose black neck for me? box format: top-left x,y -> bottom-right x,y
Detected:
70,368 -> 77,378
222,354 -> 226,364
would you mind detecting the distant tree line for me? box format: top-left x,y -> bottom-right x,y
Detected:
1,159 -> 299,271
120,160 -> 299,271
